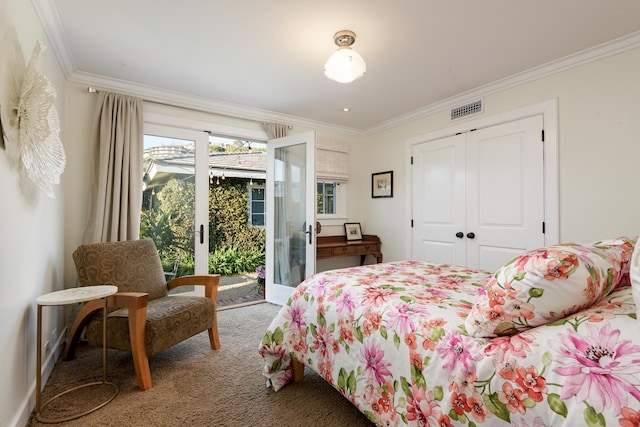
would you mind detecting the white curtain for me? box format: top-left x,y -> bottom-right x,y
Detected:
263,122 -> 287,139
263,122 -> 291,286
83,91 -> 143,243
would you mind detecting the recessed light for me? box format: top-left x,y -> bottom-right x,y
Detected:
342,108 -> 351,112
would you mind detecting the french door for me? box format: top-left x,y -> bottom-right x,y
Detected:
142,123 -> 210,292
266,131 -> 316,305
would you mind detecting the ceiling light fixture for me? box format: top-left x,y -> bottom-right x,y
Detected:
324,30 -> 366,84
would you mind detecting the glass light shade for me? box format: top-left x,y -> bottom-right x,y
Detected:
324,47 -> 366,83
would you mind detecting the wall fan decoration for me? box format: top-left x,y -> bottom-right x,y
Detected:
14,41 -> 66,198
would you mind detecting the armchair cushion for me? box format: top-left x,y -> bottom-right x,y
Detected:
87,295 -> 216,356
73,239 -> 169,301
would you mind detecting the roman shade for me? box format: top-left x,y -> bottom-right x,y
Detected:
316,139 -> 349,182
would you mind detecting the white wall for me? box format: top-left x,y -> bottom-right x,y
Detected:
3,3 -> 639,424
0,1 -> 67,426
361,46 -> 640,262
62,83 -> 98,292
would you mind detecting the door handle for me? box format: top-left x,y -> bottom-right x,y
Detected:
466,232 -> 475,239
200,224 -> 204,244
306,224 -> 313,244
455,232 -> 464,238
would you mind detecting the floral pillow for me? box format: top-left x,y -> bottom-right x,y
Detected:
596,236 -> 636,290
631,239 -> 640,325
465,236 -> 637,338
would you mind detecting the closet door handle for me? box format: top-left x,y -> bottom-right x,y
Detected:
466,232 -> 475,239
455,232 -> 464,239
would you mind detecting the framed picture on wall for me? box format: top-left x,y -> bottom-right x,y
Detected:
372,171 -> 393,198
344,222 -> 363,241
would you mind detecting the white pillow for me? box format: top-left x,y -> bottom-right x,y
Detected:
631,240 -> 640,325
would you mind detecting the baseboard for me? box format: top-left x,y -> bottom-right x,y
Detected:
9,327 -> 67,427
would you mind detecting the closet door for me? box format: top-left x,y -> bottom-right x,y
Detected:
411,115 -> 545,272
466,115 -> 545,270
412,134 -> 466,266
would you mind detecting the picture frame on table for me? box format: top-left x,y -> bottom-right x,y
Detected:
344,222 -> 363,241
372,171 -> 393,198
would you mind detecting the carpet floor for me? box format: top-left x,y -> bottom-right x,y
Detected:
28,302 -> 373,427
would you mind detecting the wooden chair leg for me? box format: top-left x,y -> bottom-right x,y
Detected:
127,303 -> 152,390
292,359 -> 304,382
207,308 -> 221,350
131,348 -> 152,391
62,299 -> 104,360
208,326 -> 220,350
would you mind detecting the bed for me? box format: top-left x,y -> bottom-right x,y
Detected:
260,236 -> 640,426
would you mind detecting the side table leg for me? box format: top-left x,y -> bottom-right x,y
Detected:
36,304 -> 43,415
102,297 -> 107,383
35,287 -> 119,423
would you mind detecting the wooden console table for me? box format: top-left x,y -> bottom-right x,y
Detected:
317,234 -> 382,265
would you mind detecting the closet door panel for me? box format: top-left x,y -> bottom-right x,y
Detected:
412,134 -> 466,266
466,115 -> 545,271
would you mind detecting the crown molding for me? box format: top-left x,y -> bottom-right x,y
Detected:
364,31 -> 640,135
70,71 -> 363,137
69,30 -> 640,137
31,0 -> 76,80
32,0 -> 640,138
30,0 -> 360,136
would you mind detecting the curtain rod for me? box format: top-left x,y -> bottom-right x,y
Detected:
86,86 -> 292,129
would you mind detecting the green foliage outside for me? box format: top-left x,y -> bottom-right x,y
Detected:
208,247 -> 265,276
141,176 -> 265,276
209,178 -> 265,253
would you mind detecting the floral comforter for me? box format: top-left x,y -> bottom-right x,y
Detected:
259,261 -> 640,427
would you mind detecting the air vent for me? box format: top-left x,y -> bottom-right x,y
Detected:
450,100 -> 483,120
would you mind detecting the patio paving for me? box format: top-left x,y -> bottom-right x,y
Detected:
218,273 -> 264,309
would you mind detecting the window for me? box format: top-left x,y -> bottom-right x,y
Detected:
317,181 -> 336,215
316,181 -> 347,221
248,185 -> 265,227
316,139 -> 349,222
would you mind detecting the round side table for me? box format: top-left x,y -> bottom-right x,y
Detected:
35,285 -> 119,423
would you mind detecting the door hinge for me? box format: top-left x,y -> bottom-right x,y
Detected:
542,221 -> 546,234
541,129 -> 545,142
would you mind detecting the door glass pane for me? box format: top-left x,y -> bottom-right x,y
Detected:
274,143 -> 307,287
141,135 -> 195,286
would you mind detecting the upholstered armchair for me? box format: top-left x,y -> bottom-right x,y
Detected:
62,239 -> 220,390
